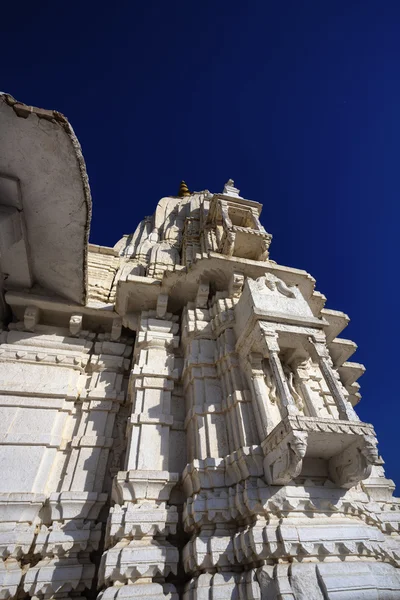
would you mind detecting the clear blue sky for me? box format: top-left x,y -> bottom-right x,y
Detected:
2,1 -> 400,485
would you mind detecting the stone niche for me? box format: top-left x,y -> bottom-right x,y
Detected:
234,274 -> 381,490
207,191 -> 272,261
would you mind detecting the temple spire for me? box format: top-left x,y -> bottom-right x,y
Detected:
178,180 -> 191,197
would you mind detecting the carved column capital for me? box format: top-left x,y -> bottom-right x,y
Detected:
261,328 -> 281,354
248,352 -> 264,374
310,332 -> 327,344
309,333 -> 330,358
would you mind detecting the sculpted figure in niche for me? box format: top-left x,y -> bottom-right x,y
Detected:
263,359 -> 277,404
292,357 -> 340,419
223,229 -> 236,256
283,363 -> 305,413
259,238 -> 270,261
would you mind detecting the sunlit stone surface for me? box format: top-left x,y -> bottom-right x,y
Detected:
1,94 -> 400,599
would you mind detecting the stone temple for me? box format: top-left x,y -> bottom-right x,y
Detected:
1,93 -> 400,600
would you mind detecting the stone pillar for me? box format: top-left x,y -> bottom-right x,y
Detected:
182,293 -> 261,598
262,331 -> 298,417
181,296 -> 229,463
309,334 -> 359,421
247,353 -> 273,439
215,327 -> 258,451
98,311 -> 179,600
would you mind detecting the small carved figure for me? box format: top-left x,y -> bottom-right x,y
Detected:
283,364 -> 304,412
257,273 -> 296,298
265,431 -> 308,485
264,360 -> 277,403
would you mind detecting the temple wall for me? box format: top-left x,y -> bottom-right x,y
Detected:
1,102 -> 400,600
0,320 -> 133,600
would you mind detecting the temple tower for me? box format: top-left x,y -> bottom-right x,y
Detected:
1,95 -> 400,599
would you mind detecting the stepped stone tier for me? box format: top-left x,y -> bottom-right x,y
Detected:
0,93 -> 400,600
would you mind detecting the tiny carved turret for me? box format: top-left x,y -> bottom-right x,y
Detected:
178,180 -> 191,197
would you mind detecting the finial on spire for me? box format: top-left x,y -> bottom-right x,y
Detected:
223,179 -> 241,197
178,180 -> 191,197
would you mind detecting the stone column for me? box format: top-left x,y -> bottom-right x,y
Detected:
262,331 -> 299,417
181,298 -> 229,462
248,353 -> 275,439
309,334 -> 359,421
215,327 -> 258,451
182,292 -> 258,598
98,310 -> 180,600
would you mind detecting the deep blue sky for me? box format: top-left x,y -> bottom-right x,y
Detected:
2,1 -> 400,485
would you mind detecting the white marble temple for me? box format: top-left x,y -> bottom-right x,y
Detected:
0,94 -> 399,599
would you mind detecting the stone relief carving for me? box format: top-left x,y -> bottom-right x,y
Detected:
263,359 -> 278,404
264,430 -> 308,485
283,363 -> 305,412
257,273 -> 296,298
329,434 -> 380,489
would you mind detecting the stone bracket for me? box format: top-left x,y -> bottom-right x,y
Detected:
261,415 -> 380,488
329,434 -> 380,489
263,430 -> 308,485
